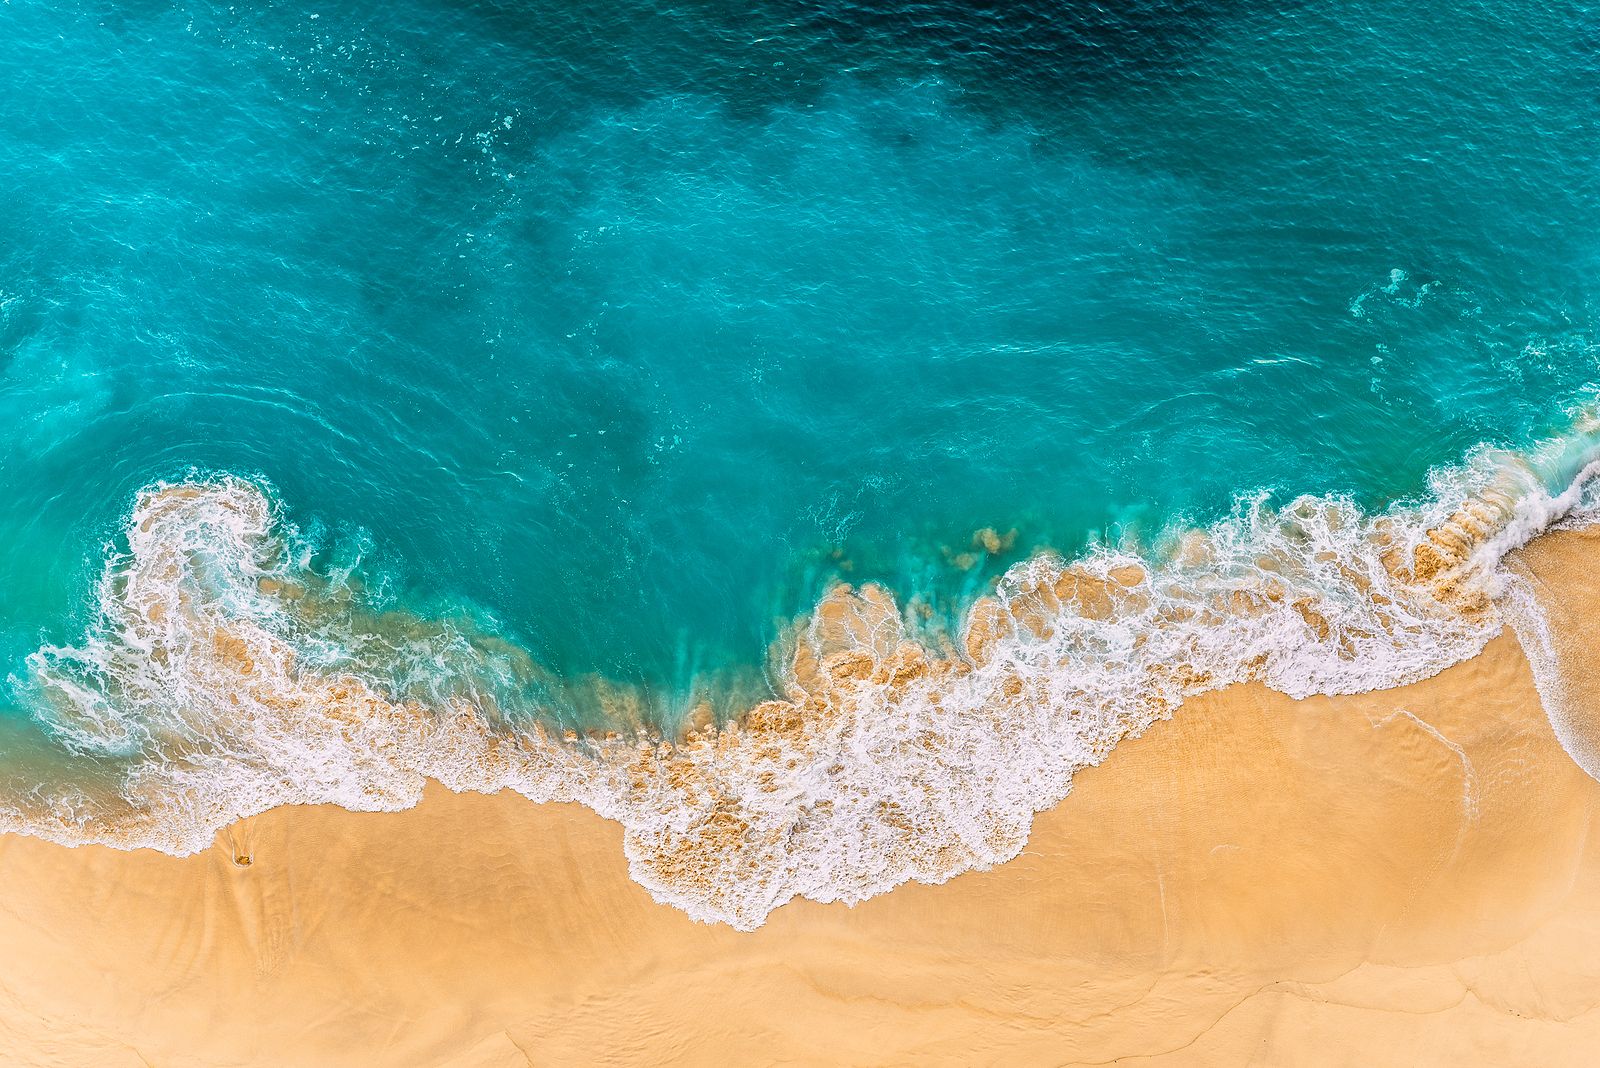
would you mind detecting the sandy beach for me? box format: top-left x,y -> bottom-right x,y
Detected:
2,527 -> 1599,1066
6,0 -> 1599,1061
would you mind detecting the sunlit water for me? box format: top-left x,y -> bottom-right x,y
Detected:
1,0 -> 1598,924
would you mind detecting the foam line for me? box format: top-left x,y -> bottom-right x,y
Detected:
8,420 -> 1600,929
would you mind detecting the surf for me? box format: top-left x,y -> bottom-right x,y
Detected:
4,411 -> 1598,928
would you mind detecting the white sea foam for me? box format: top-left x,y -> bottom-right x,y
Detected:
8,423 -> 1600,929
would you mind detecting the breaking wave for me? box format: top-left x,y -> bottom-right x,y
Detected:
8,418 -> 1600,929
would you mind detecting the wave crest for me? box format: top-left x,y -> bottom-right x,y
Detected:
8,425 -> 1600,929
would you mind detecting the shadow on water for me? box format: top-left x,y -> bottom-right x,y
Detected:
454,0 -> 1266,124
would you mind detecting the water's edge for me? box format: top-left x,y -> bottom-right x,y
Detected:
7,419 -> 1600,930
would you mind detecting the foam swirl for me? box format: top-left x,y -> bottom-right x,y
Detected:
7,421 -> 1600,929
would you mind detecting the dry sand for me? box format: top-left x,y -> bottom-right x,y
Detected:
4,530 -> 1600,1066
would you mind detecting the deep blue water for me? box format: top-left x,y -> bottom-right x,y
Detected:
2,0 -> 1598,730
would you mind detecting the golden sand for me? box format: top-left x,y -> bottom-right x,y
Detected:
4,529 -> 1600,1066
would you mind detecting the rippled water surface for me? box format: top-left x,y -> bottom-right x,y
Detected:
2,0 -> 1597,717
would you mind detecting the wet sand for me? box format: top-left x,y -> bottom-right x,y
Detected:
3,529 -> 1600,1066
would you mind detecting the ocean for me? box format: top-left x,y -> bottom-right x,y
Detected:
2,0 -> 1598,926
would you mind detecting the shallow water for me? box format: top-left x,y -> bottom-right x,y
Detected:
2,0 -> 1599,924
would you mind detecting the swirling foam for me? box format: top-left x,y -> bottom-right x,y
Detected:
8,423 -> 1600,929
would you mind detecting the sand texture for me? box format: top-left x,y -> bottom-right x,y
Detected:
4,529 -> 1600,1065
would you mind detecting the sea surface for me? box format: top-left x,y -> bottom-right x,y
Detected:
2,0 -> 1599,926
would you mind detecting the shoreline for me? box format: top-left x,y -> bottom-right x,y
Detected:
2,529 -> 1600,1063
12,447 -> 1577,930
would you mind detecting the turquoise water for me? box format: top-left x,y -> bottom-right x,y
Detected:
1,0 -> 1599,899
